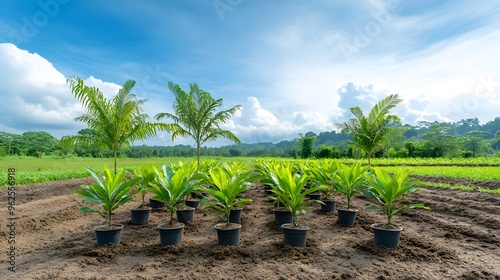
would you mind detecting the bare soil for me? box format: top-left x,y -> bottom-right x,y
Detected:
1,177 -> 499,279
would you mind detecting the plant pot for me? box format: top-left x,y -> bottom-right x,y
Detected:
214,223 -> 242,246
149,199 -> 165,209
308,192 -> 321,200
320,200 -> 336,212
130,207 -> 151,225
229,208 -> 242,224
185,199 -> 200,209
176,207 -> 195,224
371,223 -> 403,249
273,209 -> 293,226
337,208 -> 358,226
191,192 -> 207,199
281,223 -> 310,247
158,222 -> 185,246
94,224 -> 124,247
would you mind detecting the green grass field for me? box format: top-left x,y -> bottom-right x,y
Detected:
0,156 -> 256,186
1,156 -> 499,186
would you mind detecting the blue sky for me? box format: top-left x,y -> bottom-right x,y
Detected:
1,0 -> 499,146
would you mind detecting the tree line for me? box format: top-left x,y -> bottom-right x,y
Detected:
1,116 -> 499,159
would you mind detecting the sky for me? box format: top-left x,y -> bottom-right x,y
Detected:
1,0 -> 500,147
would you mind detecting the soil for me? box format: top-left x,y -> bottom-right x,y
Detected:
1,177 -> 499,279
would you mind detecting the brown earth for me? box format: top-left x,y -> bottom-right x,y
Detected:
1,177 -> 499,280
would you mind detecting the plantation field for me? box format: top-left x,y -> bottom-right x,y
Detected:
1,175 -> 499,279
0,157 -> 255,186
1,156 -> 500,186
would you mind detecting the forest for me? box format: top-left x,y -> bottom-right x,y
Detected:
1,117 -> 500,159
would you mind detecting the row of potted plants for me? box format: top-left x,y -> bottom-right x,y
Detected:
73,161 -> 256,247
255,160 -> 430,248
73,160 -> 429,249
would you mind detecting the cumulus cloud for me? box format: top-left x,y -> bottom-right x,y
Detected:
221,96 -> 336,144
0,43 -> 83,135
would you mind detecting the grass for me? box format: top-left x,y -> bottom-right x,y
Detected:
0,156 -> 256,186
381,166 -> 500,182
420,181 -> 500,194
2,156 -> 500,188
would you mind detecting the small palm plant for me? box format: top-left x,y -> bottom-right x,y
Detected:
270,163 -> 327,227
149,163 -> 199,226
200,163 -> 256,225
305,159 -> 338,200
333,162 -> 369,209
73,166 -> 140,227
364,168 -> 430,228
128,164 -> 156,208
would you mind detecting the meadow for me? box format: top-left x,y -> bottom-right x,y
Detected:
1,156 -> 499,186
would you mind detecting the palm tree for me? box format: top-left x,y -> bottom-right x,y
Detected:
335,94 -> 407,165
61,77 -> 167,173
155,82 -> 241,165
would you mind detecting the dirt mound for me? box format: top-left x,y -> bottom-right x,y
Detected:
1,177 -> 499,279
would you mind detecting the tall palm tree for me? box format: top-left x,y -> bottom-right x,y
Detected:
155,82 -> 241,165
61,77 -> 167,173
336,94 -> 407,165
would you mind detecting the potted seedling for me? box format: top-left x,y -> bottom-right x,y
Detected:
200,162 -> 256,246
332,162 -> 368,226
184,161 -> 213,208
149,163 -> 199,246
270,163 -> 327,247
364,168 -> 430,248
73,166 -> 140,246
306,160 -> 339,212
255,161 -> 293,223
128,164 -> 156,224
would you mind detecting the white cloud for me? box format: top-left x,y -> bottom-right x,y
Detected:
0,43 -> 83,135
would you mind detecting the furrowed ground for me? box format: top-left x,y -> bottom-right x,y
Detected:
1,174 -> 499,279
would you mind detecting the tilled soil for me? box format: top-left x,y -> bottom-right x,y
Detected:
1,177 -> 499,279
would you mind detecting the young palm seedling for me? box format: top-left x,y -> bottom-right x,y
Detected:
269,163 -> 327,247
200,162 -> 256,245
364,168 -> 430,248
73,166 -> 140,246
128,164 -> 156,224
332,162 -> 369,226
149,163 -> 199,246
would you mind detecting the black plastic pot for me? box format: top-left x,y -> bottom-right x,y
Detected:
320,200 -> 336,212
273,209 -> 293,226
149,199 -> 165,209
185,199 -> 200,209
176,207 -> 195,224
214,223 -> 242,246
158,223 -> 185,246
308,193 -> 322,200
94,224 -> 124,247
371,223 -> 403,248
229,208 -> 242,224
130,207 -> 151,225
337,208 -> 358,226
281,224 -> 310,247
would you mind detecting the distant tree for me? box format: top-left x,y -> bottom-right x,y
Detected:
298,133 -> 316,159
462,130 -> 490,157
155,82 -> 241,165
229,148 -> 242,157
336,94 -> 407,165
422,123 -> 459,157
455,118 -> 480,135
22,131 -> 59,158
494,131 -> 500,150
61,77 -> 166,173
315,144 -> 333,158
